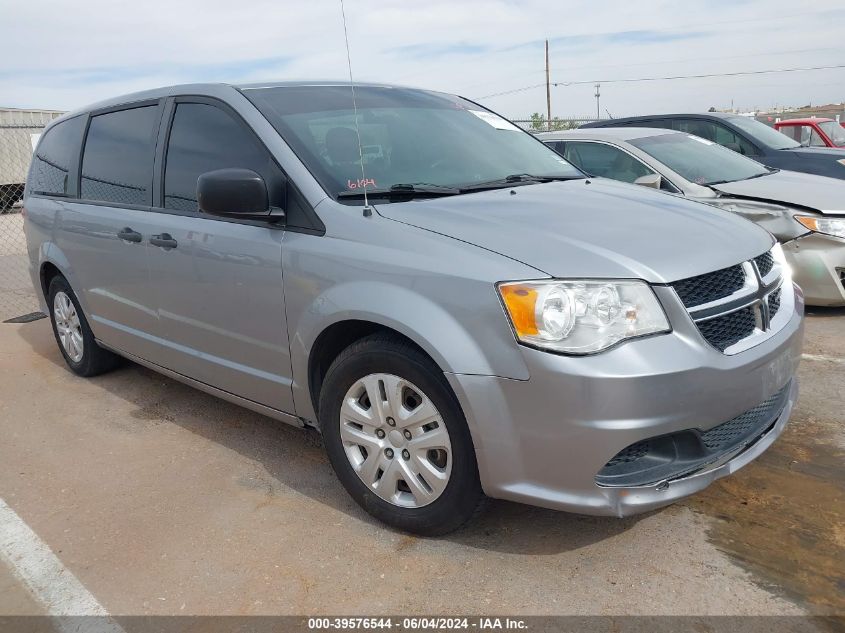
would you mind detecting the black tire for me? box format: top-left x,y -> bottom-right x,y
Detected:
47,275 -> 121,377
319,333 -> 484,536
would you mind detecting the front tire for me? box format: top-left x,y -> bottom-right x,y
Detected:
319,334 -> 483,536
48,276 -> 120,377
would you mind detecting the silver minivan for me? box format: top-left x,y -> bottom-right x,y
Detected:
24,82 -> 804,535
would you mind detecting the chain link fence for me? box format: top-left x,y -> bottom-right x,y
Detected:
1,108 -> 63,321
511,117 -> 605,133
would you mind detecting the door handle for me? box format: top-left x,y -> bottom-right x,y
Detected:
149,233 -> 178,250
117,227 -> 143,243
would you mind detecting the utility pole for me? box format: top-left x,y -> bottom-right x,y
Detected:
545,39 -> 551,131
594,83 -> 601,119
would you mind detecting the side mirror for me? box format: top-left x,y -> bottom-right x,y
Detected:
197,168 -> 284,222
633,174 -> 661,189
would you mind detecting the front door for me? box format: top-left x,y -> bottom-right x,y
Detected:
144,99 -> 295,413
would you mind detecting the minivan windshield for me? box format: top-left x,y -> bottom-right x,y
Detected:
728,116 -> 801,150
244,85 -> 582,202
630,132 -> 771,186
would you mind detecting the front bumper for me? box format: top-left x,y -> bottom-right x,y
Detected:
447,284 -> 804,517
784,233 -> 845,306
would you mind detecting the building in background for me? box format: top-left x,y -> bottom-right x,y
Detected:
1,108 -> 64,211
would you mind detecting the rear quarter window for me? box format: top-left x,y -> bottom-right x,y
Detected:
29,116 -> 86,196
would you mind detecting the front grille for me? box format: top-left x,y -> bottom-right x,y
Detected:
672,265 -> 745,308
671,248 -> 787,355
605,440 -> 650,468
754,251 -> 775,278
768,287 -> 782,316
697,307 -> 756,352
701,383 -> 790,451
596,381 -> 792,487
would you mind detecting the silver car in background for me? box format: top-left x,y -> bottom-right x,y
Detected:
540,128 -> 845,306
24,83 -> 803,535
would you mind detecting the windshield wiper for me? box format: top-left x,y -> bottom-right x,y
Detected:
707,168 -> 779,187
337,183 -> 461,200
458,174 -> 581,193
743,168 -> 779,181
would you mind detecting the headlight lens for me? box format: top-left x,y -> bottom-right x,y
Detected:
794,215 -> 845,239
770,242 -> 793,284
498,280 -> 670,354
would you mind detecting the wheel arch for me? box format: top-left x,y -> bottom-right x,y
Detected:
291,281 -> 529,424
307,320 -> 433,422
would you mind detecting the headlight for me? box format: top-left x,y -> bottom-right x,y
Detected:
794,215 -> 845,239
770,242 -> 792,284
498,280 -> 670,354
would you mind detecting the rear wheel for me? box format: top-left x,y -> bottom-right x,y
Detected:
48,276 -> 120,377
319,334 -> 483,535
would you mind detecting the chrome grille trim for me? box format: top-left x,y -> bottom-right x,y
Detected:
670,248 -> 792,355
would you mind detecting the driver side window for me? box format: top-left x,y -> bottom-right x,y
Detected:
713,123 -> 758,156
163,102 -> 287,213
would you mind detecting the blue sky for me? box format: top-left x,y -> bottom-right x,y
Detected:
2,0 -> 844,117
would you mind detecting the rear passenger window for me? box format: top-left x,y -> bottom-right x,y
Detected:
163,103 -> 286,213
673,119 -> 718,141
29,116 -> 85,195
81,105 -> 159,206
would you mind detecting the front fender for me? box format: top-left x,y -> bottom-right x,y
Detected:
288,280 -> 530,423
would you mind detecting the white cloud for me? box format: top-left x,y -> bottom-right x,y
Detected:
2,0 -> 844,117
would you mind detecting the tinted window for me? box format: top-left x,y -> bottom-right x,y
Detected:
163,103 -> 287,213
673,119 -> 718,141
728,116 -> 800,150
29,116 -> 85,195
543,140 -> 565,154
563,141 -> 654,183
646,119 -> 675,131
245,85 -> 581,203
671,119 -> 757,156
81,106 -> 159,205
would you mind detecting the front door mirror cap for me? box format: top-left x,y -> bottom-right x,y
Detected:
197,168 -> 285,222
633,174 -> 662,189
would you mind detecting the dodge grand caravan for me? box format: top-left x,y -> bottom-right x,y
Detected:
24,83 -> 804,535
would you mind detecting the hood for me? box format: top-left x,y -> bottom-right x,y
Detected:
790,146 -> 845,158
710,170 -> 845,215
375,179 -> 773,284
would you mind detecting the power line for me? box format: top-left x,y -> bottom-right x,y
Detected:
478,63 -> 845,99
459,46 -> 841,91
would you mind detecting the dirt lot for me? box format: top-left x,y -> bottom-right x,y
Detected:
0,308 -> 842,625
